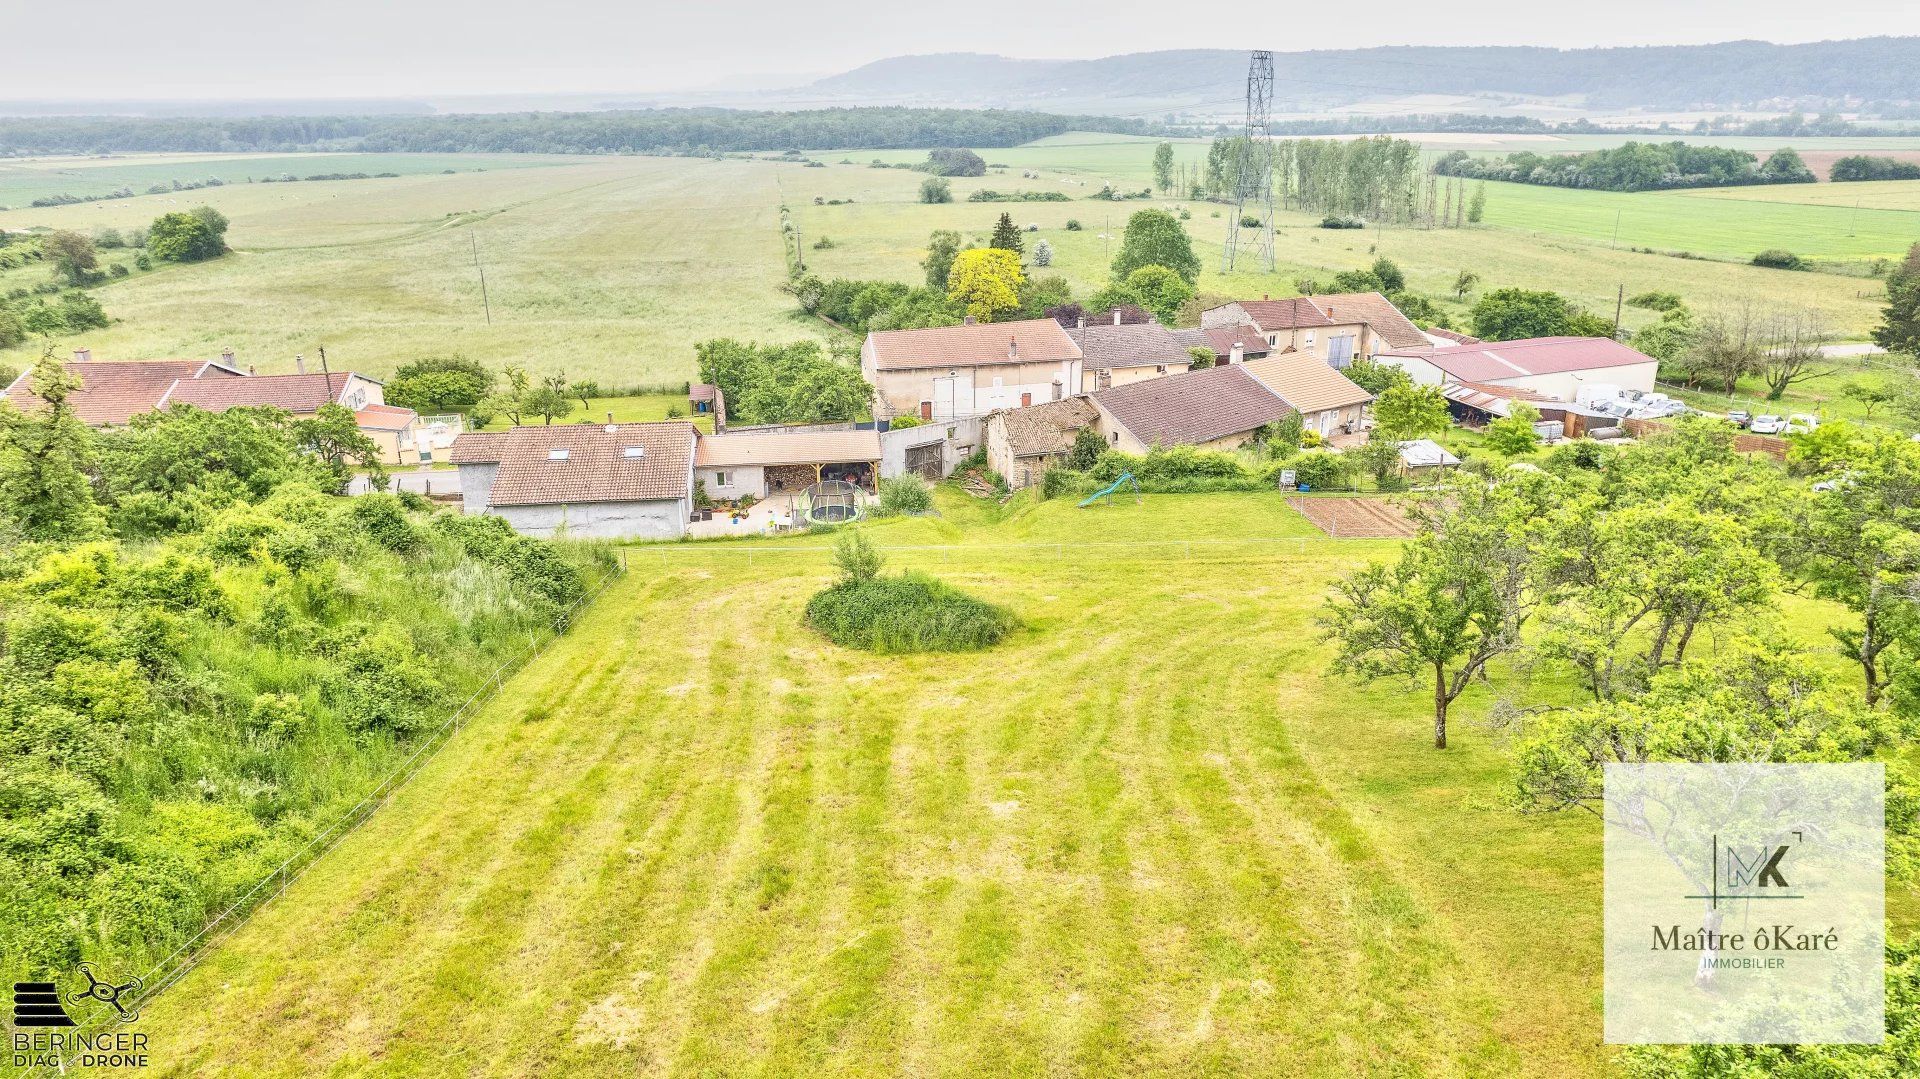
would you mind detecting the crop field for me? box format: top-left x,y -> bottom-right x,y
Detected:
98,489 -> 1895,1077
0,133 -> 1910,388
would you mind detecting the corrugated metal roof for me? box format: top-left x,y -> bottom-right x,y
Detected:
694,429 -> 881,468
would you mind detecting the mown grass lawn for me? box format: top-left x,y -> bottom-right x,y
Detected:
114,492 -> 1596,1076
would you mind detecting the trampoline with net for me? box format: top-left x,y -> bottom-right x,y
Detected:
796,478 -> 865,524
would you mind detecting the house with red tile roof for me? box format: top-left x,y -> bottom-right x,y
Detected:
1200,291 -> 1424,369
861,317 -> 1083,422
0,349 -> 421,464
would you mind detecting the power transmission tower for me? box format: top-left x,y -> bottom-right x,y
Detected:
1222,49 -> 1276,273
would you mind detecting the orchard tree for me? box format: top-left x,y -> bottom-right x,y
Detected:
1111,208 -> 1200,285
383,356 -> 494,414
1482,401 -> 1542,456
40,230 -> 98,285
0,349 -> 106,539
1788,434 -> 1920,706
1152,142 -> 1175,193
1452,270 -> 1480,300
1469,288 -> 1576,341
923,229 -> 962,290
1320,473 -> 1548,747
1123,264 -> 1194,325
292,403 -> 384,493
1370,382 -> 1450,441
946,248 -> 1025,322
525,373 -> 577,425
918,176 -> 952,204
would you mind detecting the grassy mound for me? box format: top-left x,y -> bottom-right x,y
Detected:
806,571 -> 1015,653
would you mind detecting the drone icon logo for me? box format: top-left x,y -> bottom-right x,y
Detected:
68,963 -> 142,1024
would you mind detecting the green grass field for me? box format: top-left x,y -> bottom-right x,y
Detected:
88,490 -> 1906,1077
0,152 -> 580,209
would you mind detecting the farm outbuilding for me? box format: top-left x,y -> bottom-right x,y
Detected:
693,429 -> 883,500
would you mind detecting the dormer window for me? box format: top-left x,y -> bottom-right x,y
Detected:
622,446 -> 645,459
547,449 -> 570,461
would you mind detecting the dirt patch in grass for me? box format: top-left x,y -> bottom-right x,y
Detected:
1287,495 -> 1418,538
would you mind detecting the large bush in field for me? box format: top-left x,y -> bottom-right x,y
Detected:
805,532 -> 1014,653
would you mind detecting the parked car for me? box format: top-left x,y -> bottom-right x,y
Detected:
1749,415 -> 1786,434
1726,410 -> 1752,428
1785,413 -> 1821,434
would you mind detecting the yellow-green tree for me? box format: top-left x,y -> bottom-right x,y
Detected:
946,248 -> 1025,323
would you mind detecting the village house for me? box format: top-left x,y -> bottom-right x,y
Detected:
450,421 -> 699,540
0,348 -> 423,464
983,396 -> 1100,490
1169,323 -> 1272,366
1372,336 -> 1659,403
1090,363 -> 1295,454
1238,353 -> 1375,440
861,317 -> 1083,421
1200,291 -> 1427,368
1067,320 -> 1194,392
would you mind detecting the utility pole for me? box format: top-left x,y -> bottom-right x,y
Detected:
470,233 -> 492,325
1613,284 -> 1625,339
318,345 -> 335,400
1610,208 -> 1622,249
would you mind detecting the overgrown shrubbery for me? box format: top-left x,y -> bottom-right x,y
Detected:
876,473 -> 935,515
805,532 -> 1014,653
0,361 -> 612,984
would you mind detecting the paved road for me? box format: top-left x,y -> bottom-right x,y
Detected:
348,469 -> 462,497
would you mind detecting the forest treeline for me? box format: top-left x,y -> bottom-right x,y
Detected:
0,107 -> 1157,157
1431,142 -> 1817,192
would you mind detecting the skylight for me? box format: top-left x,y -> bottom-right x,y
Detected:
622,446 -> 645,459
547,449 -> 570,461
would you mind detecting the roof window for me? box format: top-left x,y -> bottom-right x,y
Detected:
622,446 -> 645,459
547,449 -> 570,461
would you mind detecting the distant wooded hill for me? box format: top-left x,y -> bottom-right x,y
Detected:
0,108 -> 1156,157
800,38 -> 1920,114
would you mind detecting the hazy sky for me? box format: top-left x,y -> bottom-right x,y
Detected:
4,1 -> 1917,100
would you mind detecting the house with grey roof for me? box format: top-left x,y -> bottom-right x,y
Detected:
1089,364 -> 1295,454
1067,321 -> 1194,392
1201,290 -> 1424,369
449,421 -> 699,540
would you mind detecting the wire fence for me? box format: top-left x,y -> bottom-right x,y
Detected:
40,567 -> 625,1062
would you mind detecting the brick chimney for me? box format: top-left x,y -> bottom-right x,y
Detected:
1262,293 -> 1270,301
294,354 -> 306,374
220,346 -> 236,367
963,315 -> 977,326
1076,314 -> 1086,329
72,347 -> 91,363
1230,341 -> 1244,364
1008,336 -> 1018,360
